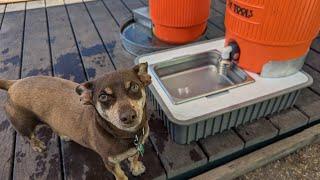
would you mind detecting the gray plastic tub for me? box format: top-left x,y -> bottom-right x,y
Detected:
136,38 -> 313,144
147,88 -> 301,144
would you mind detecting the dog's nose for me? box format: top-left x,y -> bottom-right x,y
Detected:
119,108 -> 137,124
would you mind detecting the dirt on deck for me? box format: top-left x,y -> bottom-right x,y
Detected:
238,143 -> 320,180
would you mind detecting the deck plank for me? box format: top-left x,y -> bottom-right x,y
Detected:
139,0 -> 147,5
62,1 -> 123,179
102,0 -> 131,26
199,130 -> 244,162
295,88 -> 320,123
46,2 -> 86,83
269,108 -> 308,135
212,0 -> 226,15
207,3 -> 225,39
303,65 -> 320,94
0,3 -> 25,179
87,0 -> 135,69
64,0 -> 115,78
206,22 -> 225,39
12,1 -> 62,180
208,8 -> 225,32
46,2 -> 106,180
121,0 -> 145,10
85,1 -> 167,179
149,116 -> 207,179
235,119 -> 279,148
48,1 -> 117,179
0,4 -> 5,28
311,37 -> 320,53
306,49 -> 320,72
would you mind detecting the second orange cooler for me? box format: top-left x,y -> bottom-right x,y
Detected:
149,0 -> 211,44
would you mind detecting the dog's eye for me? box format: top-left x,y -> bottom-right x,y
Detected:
98,94 -> 108,102
130,83 -> 139,93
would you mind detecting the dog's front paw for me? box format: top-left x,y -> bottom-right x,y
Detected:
115,175 -> 128,180
130,161 -> 146,176
31,138 -> 46,153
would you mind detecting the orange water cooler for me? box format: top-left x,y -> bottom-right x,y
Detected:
225,0 -> 320,77
149,0 -> 211,44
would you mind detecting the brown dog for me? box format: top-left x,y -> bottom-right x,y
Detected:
0,63 -> 151,180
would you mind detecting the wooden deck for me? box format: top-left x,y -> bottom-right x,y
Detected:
0,0 -> 320,179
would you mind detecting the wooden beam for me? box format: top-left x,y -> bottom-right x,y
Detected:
191,124 -> 320,180
0,0 -> 34,5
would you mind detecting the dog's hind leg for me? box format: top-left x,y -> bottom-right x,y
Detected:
128,153 -> 146,176
4,102 -> 46,152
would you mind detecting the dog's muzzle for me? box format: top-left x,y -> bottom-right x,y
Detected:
118,105 -> 137,125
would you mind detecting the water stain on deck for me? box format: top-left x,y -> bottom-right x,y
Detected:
86,68 -> 96,79
169,162 -> 174,168
15,151 -> 26,163
106,41 -> 116,58
1,48 -> 9,55
25,68 -> 51,77
0,66 -> 9,73
49,36 -> 56,44
36,125 -> 54,144
63,143 -> 91,179
34,154 -> 47,178
0,120 -> 10,132
149,116 -> 168,154
47,153 -> 60,179
189,149 -> 202,162
94,58 -> 107,68
81,44 -> 105,57
0,55 -> 20,73
54,52 -> 86,83
2,55 -> 20,65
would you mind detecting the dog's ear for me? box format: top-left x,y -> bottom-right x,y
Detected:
133,63 -> 151,86
75,81 -> 93,105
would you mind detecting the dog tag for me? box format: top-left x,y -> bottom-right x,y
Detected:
134,135 -> 145,156
137,143 -> 145,156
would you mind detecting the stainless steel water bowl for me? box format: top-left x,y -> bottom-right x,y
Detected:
150,51 -> 255,104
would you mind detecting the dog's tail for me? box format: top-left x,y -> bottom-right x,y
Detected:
0,79 -> 17,91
